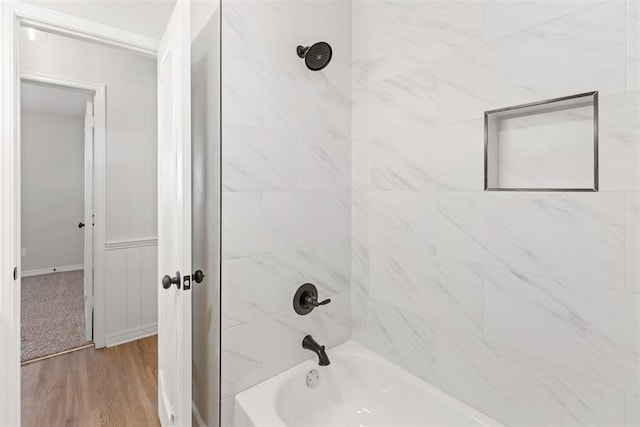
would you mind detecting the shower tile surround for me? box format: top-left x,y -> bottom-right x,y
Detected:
222,1 -> 640,426
351,1 -> 639,426
221,0 -> 353,404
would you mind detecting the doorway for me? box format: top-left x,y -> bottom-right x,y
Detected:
20,79 -> 95,363
0,1 -> 210,424
15,19 -> 162,423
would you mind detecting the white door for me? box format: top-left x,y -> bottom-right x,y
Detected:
84,100 -> 94,341
0,91 -> 20,426
157,1 -> 192,426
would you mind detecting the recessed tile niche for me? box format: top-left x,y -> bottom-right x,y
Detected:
484,92 -> 598,191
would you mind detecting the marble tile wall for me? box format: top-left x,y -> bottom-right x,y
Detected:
220,0 -> 352,416
351,1 -> 640,426
222,1 -> 638,425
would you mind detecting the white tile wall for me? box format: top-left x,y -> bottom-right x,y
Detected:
370,120 -> 484,191
627,193 -> 640,293
436,1 -> 627,113
222,0 -> 297,74
222,251 -> 299,330
221,1 -> 639,425
222,125 -> 297,192
352,1 -> 484,84
484,267 -> 639,393
351,138 -> 371,190
437,192 -> 626,288
263,71 -> 297,131
363,297 -> 437,383
436,325 -> 626,426
351,0 -> 423,39
369,191 -> 437,254
352,1 -> 639,425
483,0 -> 603,42
296,243 -> 351,296
370,245 -> 483,336
599,91 -> 640,192
262,191 -> 350,253
353,68 -> 438,139
221,193 -> 262,260
221,321 -> 262,399
627,0 -> 640,92
297,135 -> 350,191
221,57 -> 262,126
221,0 -> 352,409
220,397 -> 235,427
350,191 -> 370,296
262,291 -> 350,379
296,85 -> 351,140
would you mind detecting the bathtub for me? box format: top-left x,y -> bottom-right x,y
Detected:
234,340 -> 501,427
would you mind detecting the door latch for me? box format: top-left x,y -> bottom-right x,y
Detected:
183,270 -> 206,291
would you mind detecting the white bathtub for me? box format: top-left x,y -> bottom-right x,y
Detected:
234,340 -> 502,427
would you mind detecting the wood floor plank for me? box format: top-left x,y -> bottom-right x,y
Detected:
22,335 -> 160,427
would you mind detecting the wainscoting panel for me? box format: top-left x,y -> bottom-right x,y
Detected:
105,238 -> 158,346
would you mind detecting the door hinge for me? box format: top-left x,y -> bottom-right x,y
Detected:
13,267 -> 17,280
85,115 -> 95,128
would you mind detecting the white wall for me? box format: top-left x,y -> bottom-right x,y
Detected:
351,1 -> 639,426
21,110 -> 84,272
220,1 -> 352,423
20,29 -> 158,242
20,29 -> 159,345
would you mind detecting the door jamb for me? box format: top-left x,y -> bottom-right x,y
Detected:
20,71 -> 107,347
1,2 -> 160,419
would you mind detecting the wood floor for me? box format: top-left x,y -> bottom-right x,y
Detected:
22,335 -> 160,427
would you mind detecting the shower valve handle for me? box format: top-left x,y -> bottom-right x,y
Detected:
307,295 -> 331,307
293,283 -> 331,315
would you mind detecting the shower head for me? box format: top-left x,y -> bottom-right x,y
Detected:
297,42 -> 332,71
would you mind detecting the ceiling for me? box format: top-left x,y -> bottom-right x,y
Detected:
21,81 -> 92,117
24,0 -> 176,39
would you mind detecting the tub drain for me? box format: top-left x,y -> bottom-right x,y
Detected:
306,369 -> 320,388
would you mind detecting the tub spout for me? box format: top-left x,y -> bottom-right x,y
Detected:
302,335 -> 330,366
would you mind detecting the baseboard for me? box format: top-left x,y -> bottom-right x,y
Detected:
21,264 -> 84,277
105,323 -> 157,347
193,402 -> 207,427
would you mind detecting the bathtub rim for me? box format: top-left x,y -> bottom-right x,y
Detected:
233,339 -> 503,427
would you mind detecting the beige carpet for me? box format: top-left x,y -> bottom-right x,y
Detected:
21,270 -> 89,362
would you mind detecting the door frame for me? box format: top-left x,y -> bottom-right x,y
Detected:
0,2 -> 159,421
20,71 -> 106,345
